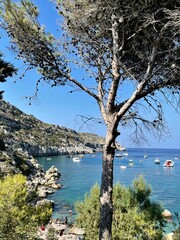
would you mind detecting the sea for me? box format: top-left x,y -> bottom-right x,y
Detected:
36,148 -> 180,232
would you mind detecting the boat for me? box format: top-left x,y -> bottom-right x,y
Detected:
163,160 -> 174,167
129,159 -> 134,162
123,152 -> 129,156
116,143 -> 126,151
116,153 -> 123,158
144,154 -> 148,158
120,165 -> 127,169
72,157 -> 81,163
46,157 -> 52,160
154,158 -> 160,164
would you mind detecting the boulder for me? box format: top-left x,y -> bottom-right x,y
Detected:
162,209 -> 172,218
46,165 -> 60,175
166,232 -> 174,240
51,183 -> 61,189
59,235 -> 84,240
36,198 -> 54,207
69,226 -> 85,235
37,186 -> 51,198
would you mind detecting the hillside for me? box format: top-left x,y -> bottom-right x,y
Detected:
0,100 -> 104,199
0,100 -> 104,157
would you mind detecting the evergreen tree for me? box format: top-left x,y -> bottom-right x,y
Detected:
76,176 -> 165,240
0,1 -> 179,238
0,52 -> 16,99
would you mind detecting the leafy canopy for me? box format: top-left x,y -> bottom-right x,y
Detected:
0,174 -> 52,240
0,0 -> 179,141
75,176 -> 165,240
0,52 -> 16,99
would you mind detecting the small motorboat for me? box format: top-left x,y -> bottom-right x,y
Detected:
72,157 -> 81,163
163,160 -> 174,167
123,152 -> 129,156
154,158 -> 160,164
116,153 -> 123,158
120,165 -> 127,169
129,159 -> 134,162
144,154 -> 148,158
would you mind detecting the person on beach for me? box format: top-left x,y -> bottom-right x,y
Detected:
59,229 -> 64,236
55,218 -> 60,224
64,216 -> 68,225
41,225 -> 45,231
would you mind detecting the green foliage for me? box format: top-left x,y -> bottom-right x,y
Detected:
172,212 -> 180,240
76,183 -> 100,240
13,151 -> 32,176
46,227 -> 58,240
0,174 -> 52,240
1,0 -> 67,85
0,52 -> 16,99
75,176 -> 165,240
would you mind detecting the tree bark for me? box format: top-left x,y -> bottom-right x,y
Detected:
99,135 -> 115,240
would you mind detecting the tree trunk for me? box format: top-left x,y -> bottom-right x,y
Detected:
99,140 -> 115,240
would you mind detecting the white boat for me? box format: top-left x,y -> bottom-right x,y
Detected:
116,144 -> 126,151
116,153 -> 123,158
120,165 -> 127,169
163,160 -> 174,167
46,157 -> 52,160
72,157 -> 81,163
155,158 -> 160,164
123,152 -> 129,156
144,154 -> 148,158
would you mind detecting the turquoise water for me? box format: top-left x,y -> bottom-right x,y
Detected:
37,148 -> 180,230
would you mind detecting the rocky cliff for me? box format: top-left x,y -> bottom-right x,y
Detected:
0,100 -> 104,202
0,100 -> 104,157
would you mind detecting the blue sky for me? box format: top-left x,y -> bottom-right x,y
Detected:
0,0 -> 180,149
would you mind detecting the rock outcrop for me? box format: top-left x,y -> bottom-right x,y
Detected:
0,100 -> 104,157
0,147 -> 61,203
0,100 -> 104,201
162,209 -> 173,218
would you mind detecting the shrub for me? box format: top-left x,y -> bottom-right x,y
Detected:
0,174 -> 52,240
75,176 -> 165,240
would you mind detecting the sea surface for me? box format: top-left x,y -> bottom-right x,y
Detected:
37,148 -> 180,231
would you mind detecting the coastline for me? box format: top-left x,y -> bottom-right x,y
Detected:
37,148 -> 180,235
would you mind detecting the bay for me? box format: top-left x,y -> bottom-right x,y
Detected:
37,148 -> 180,230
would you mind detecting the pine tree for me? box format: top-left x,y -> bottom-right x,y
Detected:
0,1 -> 179,238
0,52 -> 16,99
75,176 -> 165,240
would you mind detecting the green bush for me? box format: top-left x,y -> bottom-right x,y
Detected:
172,212 -> 180,240
0,174 -> 52,240
75,176 -> 165,240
